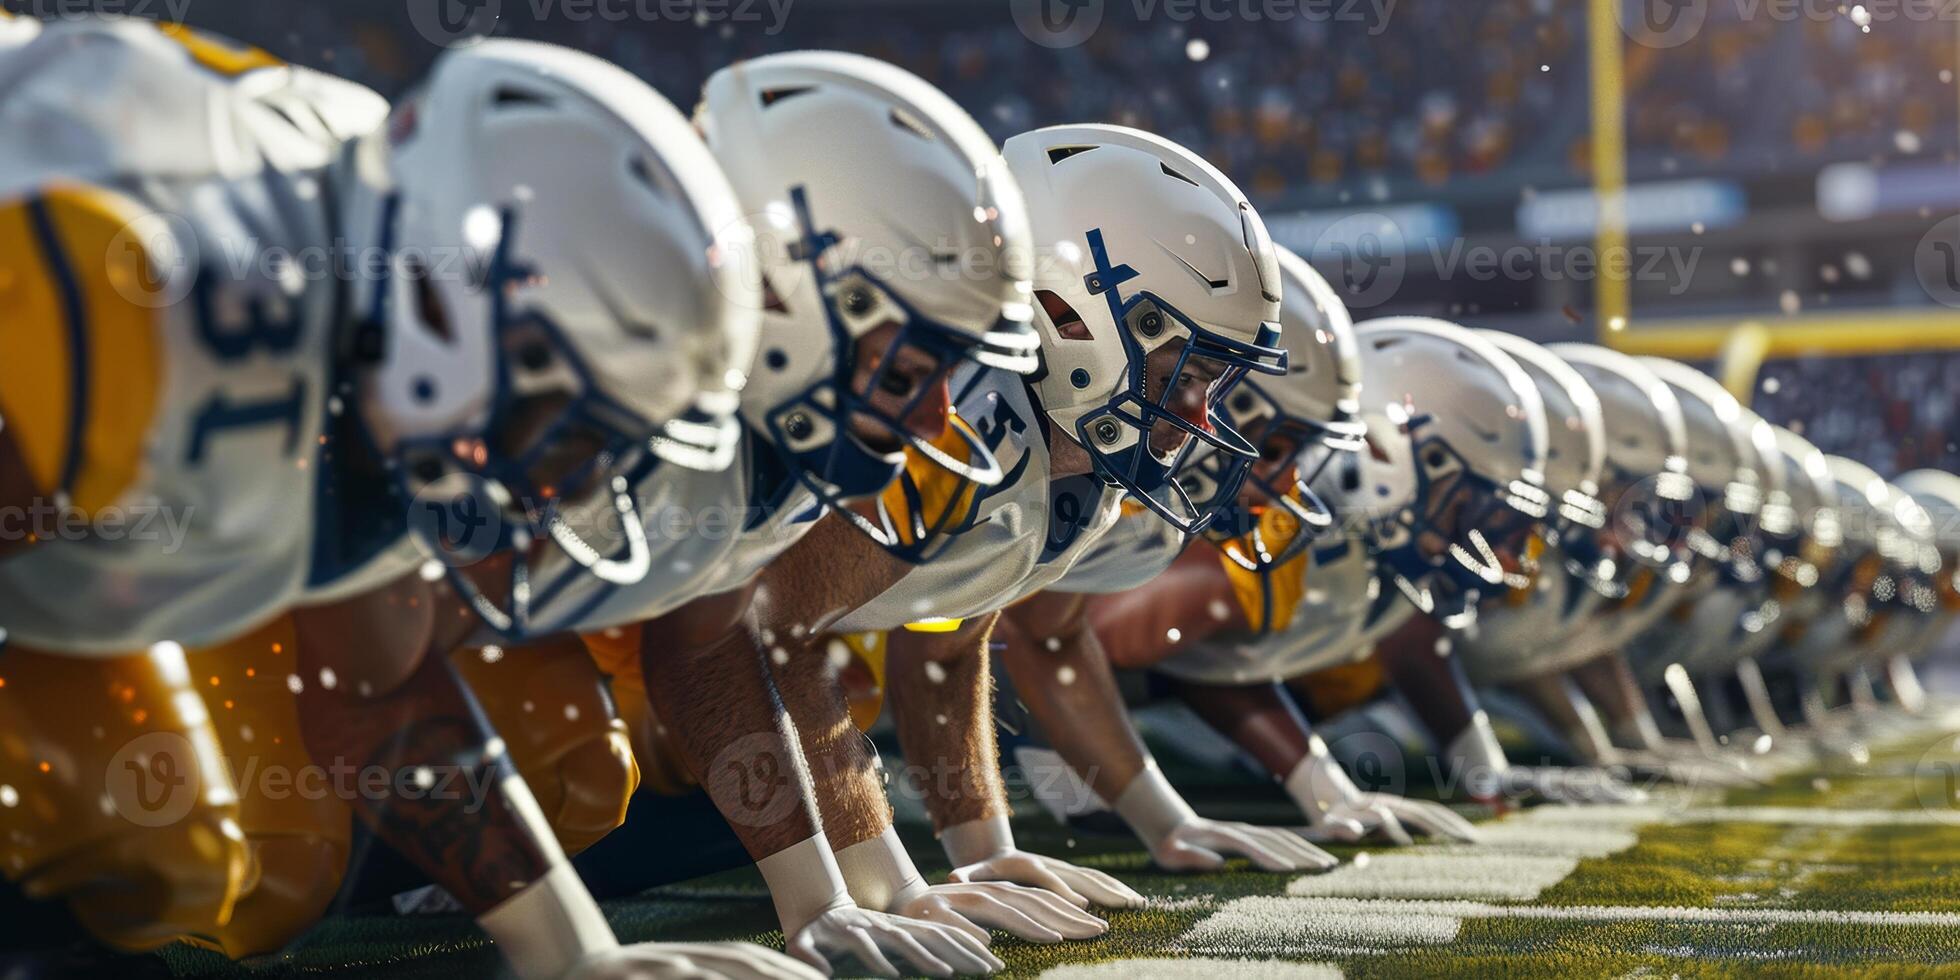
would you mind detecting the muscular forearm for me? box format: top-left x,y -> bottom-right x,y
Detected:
1168,678 -> 1316,779
998,595 -> 1151,803
1570,652 -> 1665,750
886,613 -> 1007,833
1373,616 -> 1480,745
1082,545 -> 1248,669
760,629 -> 890,851
292,626 -> 551,913
638,595 -> 827,860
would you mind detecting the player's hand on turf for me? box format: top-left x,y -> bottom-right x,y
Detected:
947,848 -> 1146,909
1355,794 -> 1481,842
894,880 -> 1108,943
1505,765 -> 1647,805
569,942 -> 828,980
786,902 -> 1002,978
1150,816 -> 1338,873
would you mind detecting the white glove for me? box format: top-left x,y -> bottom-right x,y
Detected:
1619,741 -> 1763,788
758,834 -> 1000,978
569,943 -> 827,980
941,815 -> 1145,909
1284,738 -> 1480,845
1113,760 -> 1337,873
1504,766 -> 1648,805
894,881 -> 1107,944
838,827 -> 1106,944
789,902 -> 1000,978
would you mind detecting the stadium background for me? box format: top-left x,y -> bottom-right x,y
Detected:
9,0 -> 1953,478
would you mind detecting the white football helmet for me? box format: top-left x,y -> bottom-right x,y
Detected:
1199,246 -> 1367,570
349,39 -> 760,636
1480,333 -> 1607,530
697,52 -> 1040,559
1638,359 -> 1780,587
1548,344 -> 1697,592
1001,124 -> 1288,533
1893,468 -> 1960,658
1768,427 -> 1844,594
1351,317 -> 1552,625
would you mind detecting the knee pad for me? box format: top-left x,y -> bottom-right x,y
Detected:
183,616 -> 352,958
455,635 -> 639,855
0,644 -> 248,952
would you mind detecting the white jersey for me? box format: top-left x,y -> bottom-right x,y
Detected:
1046,507 -> 1185,595
548,432 -> 822,632
0,18 -> 392,654
1157,532 -> 1413,685
835,367 -> 1123,632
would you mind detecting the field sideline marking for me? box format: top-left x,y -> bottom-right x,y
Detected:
1181,896 -> 1960,957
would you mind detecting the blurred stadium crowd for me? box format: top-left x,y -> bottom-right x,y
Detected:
27,0 -> 1952,475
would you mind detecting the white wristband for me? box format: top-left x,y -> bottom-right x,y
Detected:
1445,711 -> 1511,776
475,775 -> 616,980
477,862 -> 619,980
833,826 -> 930,912
1282,736 -> 1361,823
1111,759 -> 1197,846
755,833 -> 855,937
939,814 -> 1015,868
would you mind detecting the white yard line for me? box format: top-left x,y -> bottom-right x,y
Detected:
1285,853 -> 1581,901
1179,896 -> 1960,958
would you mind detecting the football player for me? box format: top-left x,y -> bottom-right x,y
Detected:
993,250 -> 1479,849
1889,469 -> 1960,707
1453,340 -> 1757,789
1,21 -> 818,979
563,53 -> 1086,978
1616,360 -> 1789,758
663,121 -> 1328,925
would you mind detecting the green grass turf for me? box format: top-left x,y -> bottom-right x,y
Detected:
55,726 -> 1960,978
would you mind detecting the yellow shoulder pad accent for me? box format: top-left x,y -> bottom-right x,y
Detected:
901,617 -> 964,633
581,624 -> 646,687
0,186 -> 164,514
1296,656 -> 1388,718
877,413 -> 982,548
1217,506 -> 1312,633
833,632 -> 888,732
155,22 -> 283,77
